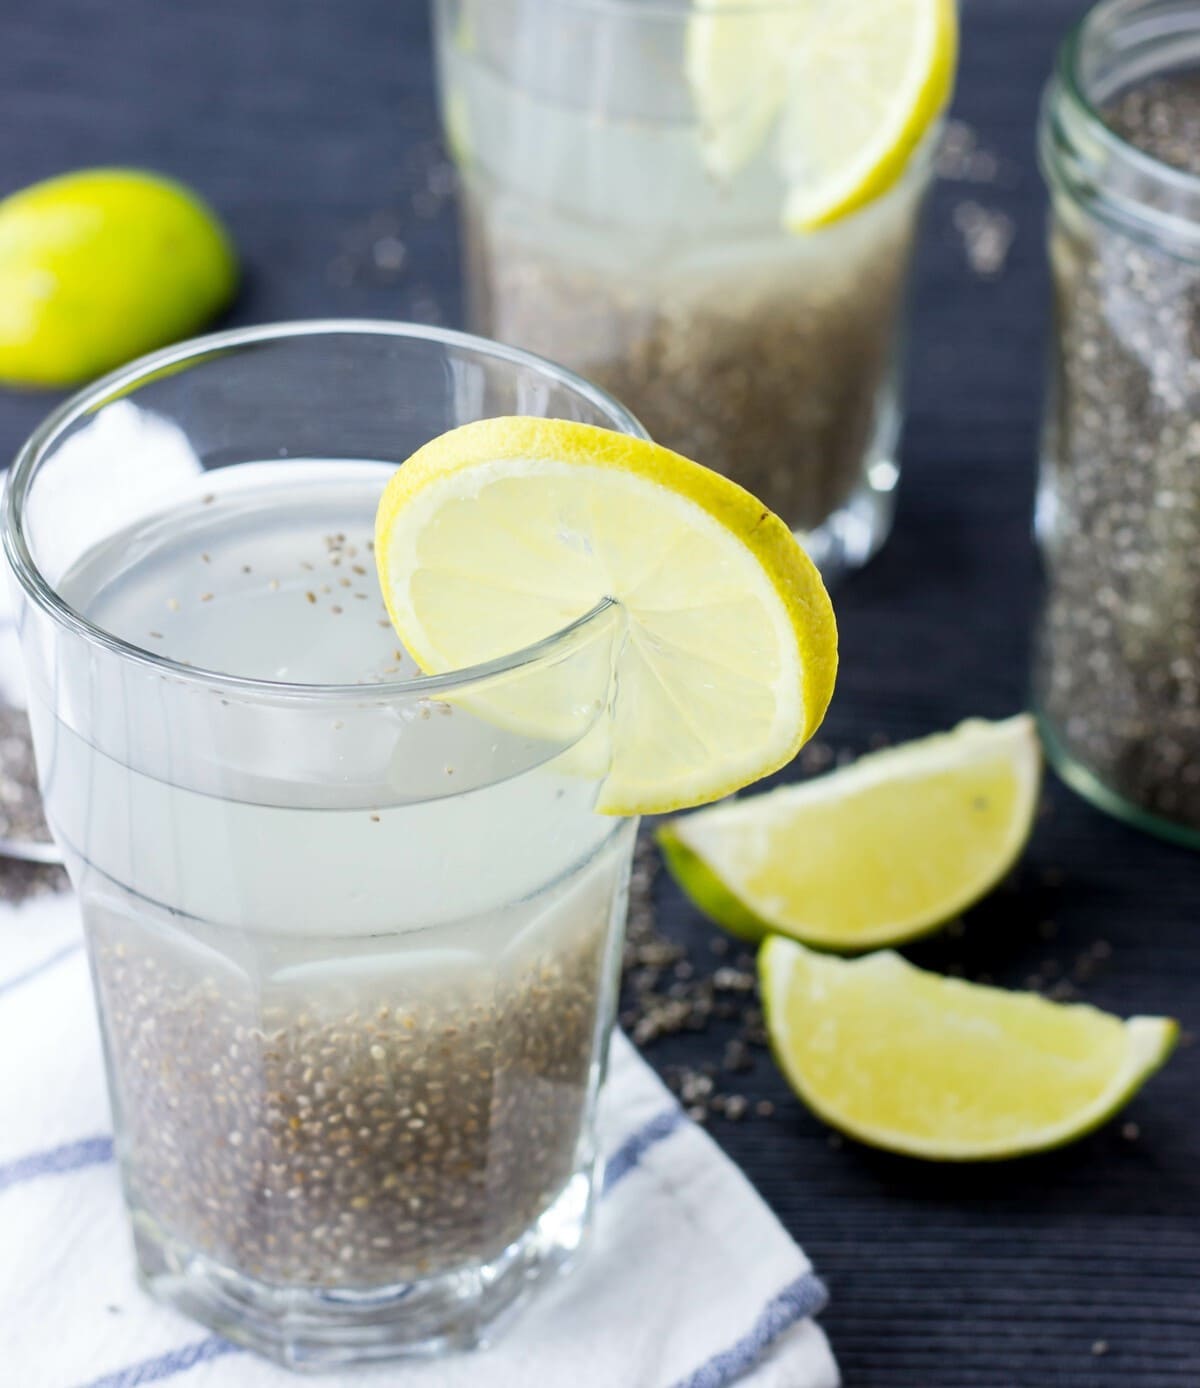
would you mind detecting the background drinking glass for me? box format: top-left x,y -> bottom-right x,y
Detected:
434,0 -> 943,580
1035,0 -> 1200,848
1,321 -> 644,1368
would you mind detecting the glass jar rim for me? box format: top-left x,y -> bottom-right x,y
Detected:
2,318 -> 641,704
1042,0 -> 1200,253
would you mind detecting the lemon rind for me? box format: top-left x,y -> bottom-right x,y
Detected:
782,0 -> 959,231
375,417 -> 837,817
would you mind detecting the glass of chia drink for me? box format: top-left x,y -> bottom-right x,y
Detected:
434,0 -> 951,581
2,321 -> 643,1367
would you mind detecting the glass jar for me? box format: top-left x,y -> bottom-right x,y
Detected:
434,0 -> 944,580
1035,0 -> 1200,847
2,322 -> 641,1366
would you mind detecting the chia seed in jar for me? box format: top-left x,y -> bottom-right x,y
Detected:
1035,1 -> 1200,843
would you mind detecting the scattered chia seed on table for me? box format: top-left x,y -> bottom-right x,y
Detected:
0,704 -> 54,850
1036,73 -> 1200,830
621,834 -> 774,1127
952,201 -> 1015,278
0,703 -> 65,902
0,853 -> 66,905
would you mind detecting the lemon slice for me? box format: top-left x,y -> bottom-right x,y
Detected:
760,938 -> 1178,1160
659,716 -> 1041,951
685,0 -> 957,229
685,0 -> 802,183
779,0 -> 957,229
375,418 -> 837,816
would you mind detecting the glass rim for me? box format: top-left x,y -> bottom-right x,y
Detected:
1061,2 -> 1200,190
2,318 -> 643,703
1043,0 -> 1200,250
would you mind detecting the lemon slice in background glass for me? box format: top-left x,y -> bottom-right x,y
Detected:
0,168 -> 236,388
686,0 -> 958,229
659,716 -> 1041,951
685,0 -> 805,183
374,417 -> 837,816
760,938 -> 1178,1160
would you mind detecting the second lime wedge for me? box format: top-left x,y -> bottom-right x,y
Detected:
760,937 -> 1177,1160
659,716 -> 1042,951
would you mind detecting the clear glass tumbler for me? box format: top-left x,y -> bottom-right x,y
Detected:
1,321 -> 642,1366
434,0 -> 940,579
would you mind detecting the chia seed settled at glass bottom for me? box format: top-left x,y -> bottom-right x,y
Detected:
1037,74 -> 1200,831
92,906 -> 612,1288
462,185 -> 917,538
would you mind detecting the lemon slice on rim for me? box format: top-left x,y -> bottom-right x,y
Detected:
760,938 -> 1178,1161
686,0 -> 958,229
659,716 -> 1041,950
374,418 -> 837,815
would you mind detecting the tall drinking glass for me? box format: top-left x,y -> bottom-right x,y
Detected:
2,321 -> 643,1367
435,0 -> 942,579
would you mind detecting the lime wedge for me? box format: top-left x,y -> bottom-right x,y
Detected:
374,417 -> 837,815
761,937 -> 1178,1160
660,716 -> 1042,951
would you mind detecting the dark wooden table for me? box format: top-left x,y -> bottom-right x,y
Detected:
5,2 -> 1199,1383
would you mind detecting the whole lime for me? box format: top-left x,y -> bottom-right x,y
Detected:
0,168 -> 237,388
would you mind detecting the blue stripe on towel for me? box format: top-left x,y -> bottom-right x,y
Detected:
603,1106 -> 686,1194
0,939 -> 82,999
0,1135 -> 113,1193
669,1273 -> 830,1388
78,1335 -> 242,1388
78,1274 -> 828,1388
15,1069 -> 824,1388
61,1105 -> 690,1388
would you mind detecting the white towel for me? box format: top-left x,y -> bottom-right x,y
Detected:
0,886 -> 838,1388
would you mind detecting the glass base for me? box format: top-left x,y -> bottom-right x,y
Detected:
798,458 -> 899,585
1038,714 -> 1200,852
132,1169 -> 596,1371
